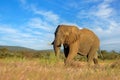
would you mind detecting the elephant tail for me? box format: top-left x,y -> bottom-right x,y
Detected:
98,48 -> 104,61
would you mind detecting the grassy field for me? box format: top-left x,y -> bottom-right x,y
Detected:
0,57 -> 120,80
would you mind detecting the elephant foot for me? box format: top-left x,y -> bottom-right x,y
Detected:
64,62 -> 72,66
94,64 -> 100,69
93,58 -> 98,64
64,59 -> 74,67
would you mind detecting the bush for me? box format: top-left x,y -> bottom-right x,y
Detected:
0,47 -> 120,61
101,50 -> 120,60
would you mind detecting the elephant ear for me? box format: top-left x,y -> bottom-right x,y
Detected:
65,26 -> 80,44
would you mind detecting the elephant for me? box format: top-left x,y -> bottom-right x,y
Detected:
52,25 -> 100,66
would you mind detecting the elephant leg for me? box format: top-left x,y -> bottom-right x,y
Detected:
65,42 -> 78,65
63,45 -> 69,58
93,52 -> 98,64
87,47 -> 98,66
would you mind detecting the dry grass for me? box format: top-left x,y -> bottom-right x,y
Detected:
0,58 -> 120,80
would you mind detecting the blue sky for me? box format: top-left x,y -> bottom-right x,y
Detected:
0,0 -> 120,51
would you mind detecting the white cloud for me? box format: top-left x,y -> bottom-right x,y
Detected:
19,1 -> 60,33
0,24 -> 43,49
77,0 -> 115,20
94,0 -> 114,18
0,32 -> 49,50
0,25 -> 17,34
92,21 -> 120,51
27,18 -> 53,31
1,15 -> 55,50
31,6 -> 59,24
18,1 -> 59,49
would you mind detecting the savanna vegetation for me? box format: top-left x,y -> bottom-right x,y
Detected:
0,46 -> 120,80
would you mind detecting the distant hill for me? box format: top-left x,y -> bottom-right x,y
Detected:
0,45 -> 36,52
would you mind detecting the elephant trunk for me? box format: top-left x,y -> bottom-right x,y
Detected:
54,44 -> 60,57
53,38 -> 61,58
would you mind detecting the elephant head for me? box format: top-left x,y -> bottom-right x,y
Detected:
52,25 -> 80,57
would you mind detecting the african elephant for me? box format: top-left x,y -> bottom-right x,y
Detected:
52,25 -> 100,65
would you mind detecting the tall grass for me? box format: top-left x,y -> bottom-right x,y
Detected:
0,56 -> 120,80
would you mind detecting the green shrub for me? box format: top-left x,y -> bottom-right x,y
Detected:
101,50 -> 120,60
0,47 -> 120,61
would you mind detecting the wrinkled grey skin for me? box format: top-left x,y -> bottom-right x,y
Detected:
52,25 -> 100,65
